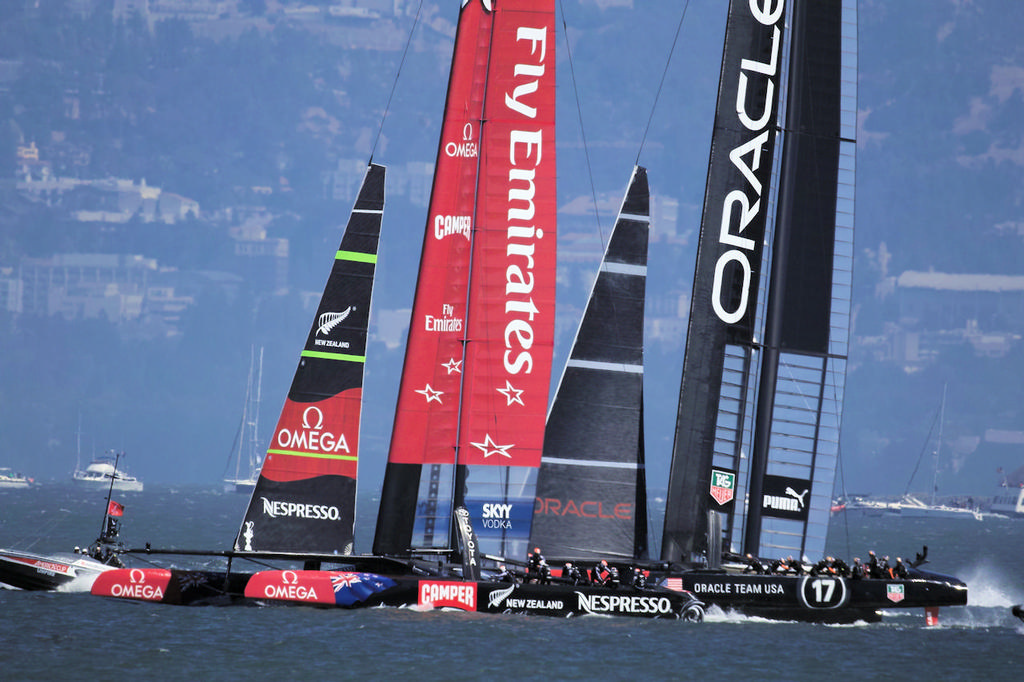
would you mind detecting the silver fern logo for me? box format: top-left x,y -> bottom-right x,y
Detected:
317,307 -> 352,336
488,584 -> 515,609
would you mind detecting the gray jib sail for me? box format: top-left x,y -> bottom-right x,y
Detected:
234,163 -> 385,555
529,166 -> 650,562
662,0 -> 855,565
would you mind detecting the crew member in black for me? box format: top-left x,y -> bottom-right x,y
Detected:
893,557 -> 909,579
743,553 -> 765,574
831,556 -> 849,577
867,550 -> 882,578
527,547 -> 545,583
538,560 -> 552,585
564,562 -> 585,585
593,559 -> 611,585
494,564 -> 516,583
788,555 -> 804,575
630,567 -> 647,589
810,556 -> 834,576
850,557 -> 864,579
606,564 -> 621,588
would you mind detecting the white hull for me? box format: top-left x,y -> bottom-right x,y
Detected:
223,478 -> 257,494
72,457 -> 143,492
72,476 -> 144,493
0,549 -> 117,591
0,468 -> 31,489
895,495 -> 982,520
991,488 -> 1024,517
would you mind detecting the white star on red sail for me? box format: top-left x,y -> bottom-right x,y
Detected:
442,358 -> 462,374
470,434 -> 513,459
415,384 -> 444,404
496,380 -> 524,406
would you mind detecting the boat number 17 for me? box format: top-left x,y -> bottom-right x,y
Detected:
811,578 -> 835,602
801,577 -> 846,608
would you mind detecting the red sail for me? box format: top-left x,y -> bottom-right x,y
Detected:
375,0 -> 556,558
458,2 -> 557,469
386,0 -> 492,467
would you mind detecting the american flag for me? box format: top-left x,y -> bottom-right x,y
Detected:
663,577 -> 684,592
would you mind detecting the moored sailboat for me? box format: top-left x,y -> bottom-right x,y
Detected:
223,346 -> 265,494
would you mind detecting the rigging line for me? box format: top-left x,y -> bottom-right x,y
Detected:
557,0 -> 603,242
903,396 -> 943,497
635,0 -> 691,168
369,0 -> 425,164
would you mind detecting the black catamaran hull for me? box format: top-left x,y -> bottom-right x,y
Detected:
244,570 -> 704,620
93,564 -> 705,620
664,569 -> 967,623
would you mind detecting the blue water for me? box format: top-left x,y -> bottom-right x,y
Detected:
2,486 -> 1023,680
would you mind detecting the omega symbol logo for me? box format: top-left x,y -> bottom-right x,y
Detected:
129,568 -> 147,584
302,406 -> 324,430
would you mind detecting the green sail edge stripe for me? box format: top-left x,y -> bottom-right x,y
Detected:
301,350 -> 366,363
336,250 -> 377,264
267,449 -> 359,462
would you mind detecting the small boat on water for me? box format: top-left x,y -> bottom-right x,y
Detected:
72,453 -> 143,492
894,494 -> 983,521
0,468 -> 32,489
0,548 -> 119,591
0,483 -> 127,591
992,465 -> 1024,517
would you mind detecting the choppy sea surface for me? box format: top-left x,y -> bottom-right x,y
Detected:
2,485 -> 1023,681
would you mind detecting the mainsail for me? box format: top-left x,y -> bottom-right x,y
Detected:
235,163 -> 385,555
374,0 -> 557,561
662,0 -> 855,564
530,166 -> 650,562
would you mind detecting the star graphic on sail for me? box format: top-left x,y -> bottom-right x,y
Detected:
470,433 -> 513,459
442,358 -> 462,374
496,380 -> 524,406
415,384 -> 444,404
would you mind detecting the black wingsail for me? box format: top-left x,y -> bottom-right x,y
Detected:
234,163 -> 385,555
662,0 -> 854,565
530,166 -> 650,562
